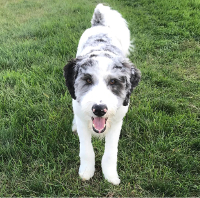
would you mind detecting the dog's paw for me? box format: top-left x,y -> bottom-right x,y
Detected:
79,165 -> 95,181
105,175 -> 120,185
102,158 -> 120,185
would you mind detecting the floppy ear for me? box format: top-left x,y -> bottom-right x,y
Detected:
63,59 -> 77,100
123,62 -> 141,106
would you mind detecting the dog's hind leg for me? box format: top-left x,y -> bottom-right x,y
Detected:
72,117 -> 77,134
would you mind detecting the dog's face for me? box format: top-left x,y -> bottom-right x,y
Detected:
64,53 -> 141,134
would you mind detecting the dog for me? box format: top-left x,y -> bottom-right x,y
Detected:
63,4 -> 141,185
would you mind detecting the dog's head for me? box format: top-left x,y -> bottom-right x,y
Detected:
64,53 -> 141,134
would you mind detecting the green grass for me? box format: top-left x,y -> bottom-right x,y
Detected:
0,0 -> 200,196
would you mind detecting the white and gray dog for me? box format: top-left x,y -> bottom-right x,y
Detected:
64,4 -> 141,185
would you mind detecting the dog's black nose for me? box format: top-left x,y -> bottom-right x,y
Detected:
92,104 -> 108,117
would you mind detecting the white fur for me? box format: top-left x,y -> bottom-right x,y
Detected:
72,4 -> 131,185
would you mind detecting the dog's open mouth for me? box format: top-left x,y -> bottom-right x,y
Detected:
92,117 -> 107,133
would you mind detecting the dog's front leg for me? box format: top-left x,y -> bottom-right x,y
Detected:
76,117 -> 95,181
102,120 -> 123,185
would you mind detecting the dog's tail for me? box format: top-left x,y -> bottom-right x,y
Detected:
91,4 -> 132,56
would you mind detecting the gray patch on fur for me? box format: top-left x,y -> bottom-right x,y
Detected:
106,74 -> 127,99
91,10 -> 105,26
73,57 -> 98,101
106,56 -> 141,105
83,34 -> 123,56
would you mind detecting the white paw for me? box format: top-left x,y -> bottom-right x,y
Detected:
79,165 -> 95,181
105,175 -> 120,185
102,157 -> 120,185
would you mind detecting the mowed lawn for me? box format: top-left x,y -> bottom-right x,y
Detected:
0,0 -> 200,196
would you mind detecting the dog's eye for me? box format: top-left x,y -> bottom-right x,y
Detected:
86,78 -> 92,84
110,79 -> 116,85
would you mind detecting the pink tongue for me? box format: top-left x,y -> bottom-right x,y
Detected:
93,117 -> 106,131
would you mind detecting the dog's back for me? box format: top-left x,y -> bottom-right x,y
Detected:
91,4 -> 131,56
76,4 -> 131,57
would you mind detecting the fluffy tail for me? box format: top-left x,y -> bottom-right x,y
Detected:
91,4 -> 131,56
